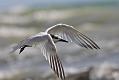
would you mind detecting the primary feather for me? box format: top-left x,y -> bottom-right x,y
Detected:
46,23 -> 100,49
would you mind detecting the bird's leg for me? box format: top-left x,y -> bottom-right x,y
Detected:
19,45 -> 32,54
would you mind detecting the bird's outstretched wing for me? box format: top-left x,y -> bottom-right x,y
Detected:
11,33 -> 65,80
42,36 -> 65,80
46,23 -> 100,49
10,33 -> 47,53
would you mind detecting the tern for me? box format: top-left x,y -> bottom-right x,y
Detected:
11,23 -> 100,80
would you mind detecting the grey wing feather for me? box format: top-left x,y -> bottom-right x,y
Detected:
10,34 -> 46,53
41,35 -> 65,80
11,34 -> 65,80
46,23 -> 100,49
42,36 -> 65,80
10,38 -> 29,53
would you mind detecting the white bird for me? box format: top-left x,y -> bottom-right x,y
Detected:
11,23 -> 100,80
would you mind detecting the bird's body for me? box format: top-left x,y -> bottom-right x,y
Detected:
11,23 -> 100,80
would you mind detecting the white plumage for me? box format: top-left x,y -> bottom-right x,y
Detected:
11,23 -> 100,80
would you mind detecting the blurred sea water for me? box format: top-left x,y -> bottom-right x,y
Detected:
0,1 -> 119,80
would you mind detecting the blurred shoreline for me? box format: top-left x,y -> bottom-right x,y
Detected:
0,1 -> 119,80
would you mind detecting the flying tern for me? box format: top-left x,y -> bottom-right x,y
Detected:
11,23 -> 100,80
